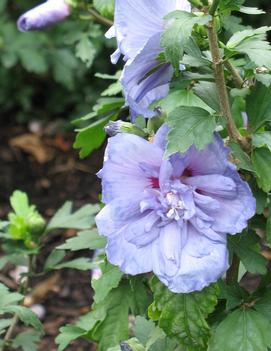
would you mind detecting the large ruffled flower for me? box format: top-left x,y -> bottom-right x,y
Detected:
17,0 -> 70,32
96,125 -> 256,293
107,0 -> 191,120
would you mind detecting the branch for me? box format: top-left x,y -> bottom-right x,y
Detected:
87,8 -> 113,27
224,60 -> 244,89
207,19 -> 250,151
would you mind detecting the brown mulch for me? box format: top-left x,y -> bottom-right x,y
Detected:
0,123 -> 104,350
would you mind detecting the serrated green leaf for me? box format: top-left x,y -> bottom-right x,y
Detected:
57,230 -> 106,251
218,280 -> 248,310
227,27 -> 271,49
10,191 -> 34,217
209,309 -> 271,351
161,11 -> 211,74
0,319 -> 12,334
252,132 -> 271,152
252,148 -> 271,192
92,262 -> 123,304
12,331 -> 40,351
229,142 -> 254,172
228,231 -> 267,275
3,306 -> 42,331
254,291 -> 271,322
149,279 -> 218,351
75,35 -> 96,68
155,89 -> 213,115
247,83 -> 271,131
166,106 -> 216,156
239,6 -> 265,15
56,325 -> 87,351
193,81 -> 220,112
0,284 -> 23,308
44,250 -> 66,270
255,73 -> 271,87
53,258 -> 96,270
91,281 -> 131,351
93,0 -> 115,19
47,202 -> 98,231
134,316 -> 156,347
226,27 -> 271,69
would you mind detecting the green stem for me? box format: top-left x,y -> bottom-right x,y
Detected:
87,8 -> 113,27
226,254 -> 240,285
209,0 -> 220,15
207,19 -> 250,151
224,60 -> 244,89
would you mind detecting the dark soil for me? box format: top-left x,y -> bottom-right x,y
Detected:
0,123 -> 104,350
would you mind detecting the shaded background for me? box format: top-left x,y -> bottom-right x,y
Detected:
0,1 -> 270,350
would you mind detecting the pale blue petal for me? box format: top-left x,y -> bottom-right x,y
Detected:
156,223 -> 229,293
98,133 -> 163,203
113,0 -> 191,61
17,0 -> 70,32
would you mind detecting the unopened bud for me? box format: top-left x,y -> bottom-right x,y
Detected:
17,0 -> 70,32
104,121 -> 147,138
27,213 -> 46,236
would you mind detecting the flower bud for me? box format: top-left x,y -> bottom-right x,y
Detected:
104,121 -> 147,138
27,212 -> 46,236
17,0 -> 70,32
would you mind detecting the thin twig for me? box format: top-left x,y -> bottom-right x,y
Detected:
87,8 -> 113,27
224,60 -> 244,89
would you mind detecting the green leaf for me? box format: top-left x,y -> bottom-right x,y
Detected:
193,81 -> 220,112
10,191 -> 34,217
166,106 -> 216,156
218,281 -> 248,310
226,27 -> 271,69
239,6 -> 265,15
57,230 -> 106,251
93,0 -> 115,19
44,250 -> 66,271
53,258 -> 96,270
229,142 -> 254,172
252,148 -> 271,192
155,89 -> 213,115
149,278 -> 218,351
209,309 -> 271,351
255,73 -> 271,87
0,284 -> 23,308
75,35 -> 96,68
4,306 -> 42,331
129,277 -> 152,316
228,231 -> 267,275
47,202 -> 98,231
0,319 -> 12,334
266,212 -> 271,247
12,331 -> 40,351
134,316 -> 156,347
91,281 -> 131,351
56,325 -> 87,351
247,83 -> 271,131
254,291 -> 271,322
161,11 -> 211,74
252,132 -> 271,152
92,261 -> 123,304
101,81 -> 122,97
